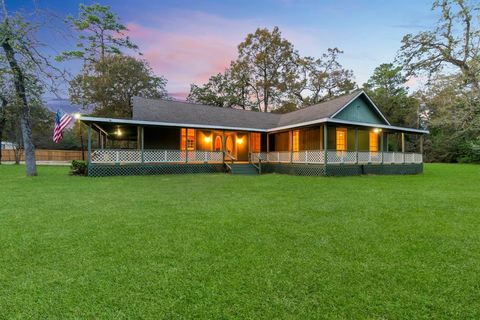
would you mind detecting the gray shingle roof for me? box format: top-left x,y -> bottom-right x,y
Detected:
132,90 -> 364,130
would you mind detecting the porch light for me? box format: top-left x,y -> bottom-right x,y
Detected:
204,136 -> 212,143
73,112 -> 81,120
373,128 -> 382,133
116,129 -> 122,136
236,137 -> 244,144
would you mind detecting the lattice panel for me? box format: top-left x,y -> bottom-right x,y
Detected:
144,150 -> 182,163
91,149 -> 141,164
88,163 -> 225,177
263,164 -> 326,176
363,164 -> 423,175
327,150 -> 357,164
413,153 -> 423,163
185,151 -> 223,163
404,153 -> 414,163
357,151 -> 382,163
325,165 -> 363,176
394,152 -> 404,163
292,150 -> 324,164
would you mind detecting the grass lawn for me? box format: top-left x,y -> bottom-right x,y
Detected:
0,164 -> 479,319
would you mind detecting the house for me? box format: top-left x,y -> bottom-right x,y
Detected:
79,90 -> 428,177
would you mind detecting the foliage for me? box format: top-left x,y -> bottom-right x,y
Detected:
188,27 -> 355,112
363,63 -> 420,127
418,74 -> 480,162
58,3 -> 138,63
1,164 -> 480,318
70,159 -> 87,175
70,55 -> 168,118
397,0 -> 480,94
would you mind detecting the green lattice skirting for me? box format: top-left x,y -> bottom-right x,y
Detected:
88,163 -> 423,177
88,163 -> 225,177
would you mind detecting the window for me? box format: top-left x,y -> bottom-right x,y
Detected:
214,136 -> 222,151
369,131 -> 378,152
181,128 -> 195,150
292,130 -> 300,152
250,133 -> 261,153
336,128 -> 347,151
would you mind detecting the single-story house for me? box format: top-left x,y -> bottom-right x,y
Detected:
79,90 -> 428,177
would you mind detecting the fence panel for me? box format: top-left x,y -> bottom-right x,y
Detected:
1,149 -> 87,162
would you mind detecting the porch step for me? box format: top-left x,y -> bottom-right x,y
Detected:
228,163 -> 259,175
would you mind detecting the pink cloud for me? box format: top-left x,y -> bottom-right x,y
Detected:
124,12 -> 254,100
123,11 -> 331,100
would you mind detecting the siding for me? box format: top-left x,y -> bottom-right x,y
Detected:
333,96 -> 386,125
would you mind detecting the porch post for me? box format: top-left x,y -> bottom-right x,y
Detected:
380,131 -> 384,164
222,130 -> 225,164
355,128 -> 358,164
141,126 -> 144,164
401,132 -> 405,163
323,124 -> 328,165
185,128 -> 189,163
266,132 -> 270,152
420,134 -> 424,155
87,124 -> 92,164
290,130 -> 293,163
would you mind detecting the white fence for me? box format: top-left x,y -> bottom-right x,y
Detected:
91,149 -> 223,164
91,149 -> 423,165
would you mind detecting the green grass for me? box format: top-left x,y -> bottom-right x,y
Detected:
1,164 -> 480,319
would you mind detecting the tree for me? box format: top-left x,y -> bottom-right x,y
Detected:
363,63 -> 420,127
0,4 -> 38,175
418,73 -> 480,162
237,27 -> 298,112
58,3 -> 138,63
188,28 -> 356,112
397,0 -> 480,94
187,64 -> 253,110
288,48 -> 356,106
70,55 -> 168,118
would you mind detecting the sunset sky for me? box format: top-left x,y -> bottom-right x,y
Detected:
9,0 -> 437,100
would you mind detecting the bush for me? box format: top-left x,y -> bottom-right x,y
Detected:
70,160 -> 87,176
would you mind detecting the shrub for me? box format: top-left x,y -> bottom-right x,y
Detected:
70,160 -> 87,176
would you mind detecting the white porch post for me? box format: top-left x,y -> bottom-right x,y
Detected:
355,128 -> 358,164
381,131 -> 384,164
323,124 -> 328,165
87,124 -> 92,164
140,126 -> 144,164
185,128 -> 189,163
401,132 -> 405,163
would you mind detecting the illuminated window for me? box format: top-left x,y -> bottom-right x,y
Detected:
336,128 -> 347,151
369,131 -> 378,152
181,128 -> 195,150
292,130 -> 299,152
214,136 -> 222,151
250,133 -> 261,153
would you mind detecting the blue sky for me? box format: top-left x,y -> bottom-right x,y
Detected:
8,0 -> 437,100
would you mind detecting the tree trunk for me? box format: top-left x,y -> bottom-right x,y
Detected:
1,35 -> 37,175
0,96 -> 6,164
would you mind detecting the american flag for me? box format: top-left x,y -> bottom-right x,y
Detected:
53,110 -> 73,143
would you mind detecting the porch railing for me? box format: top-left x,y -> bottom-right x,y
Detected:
252,150 -> 423,164
91,149 -> 223,164
91,149 -> 423,165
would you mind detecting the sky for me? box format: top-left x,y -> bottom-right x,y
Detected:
8,0 -> 438,101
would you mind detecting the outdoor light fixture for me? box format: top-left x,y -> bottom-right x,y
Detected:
204,136 -> 212,143
373,128 -> 382,133
73,112 -> 81,120
116,129 -> 122,136
237,137 -> 244,144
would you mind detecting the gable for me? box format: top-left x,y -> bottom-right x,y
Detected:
332,95 -> 388,125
